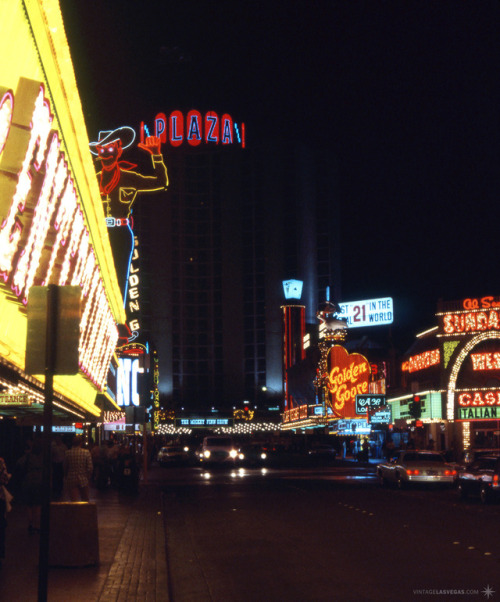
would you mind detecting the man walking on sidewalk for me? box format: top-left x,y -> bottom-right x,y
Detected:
64,436 -> 93,501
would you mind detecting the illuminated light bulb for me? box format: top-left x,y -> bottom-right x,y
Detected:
0,90 -> 13,155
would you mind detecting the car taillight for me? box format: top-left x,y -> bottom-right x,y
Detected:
494,474 -> 499,484
445,470 -> 457,476
407,469 -> 419,475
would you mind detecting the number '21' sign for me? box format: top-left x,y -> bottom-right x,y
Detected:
338,297 -> 394,329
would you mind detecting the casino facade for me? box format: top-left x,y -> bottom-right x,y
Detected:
0,0 -> 126,447
390,296 -> 500,452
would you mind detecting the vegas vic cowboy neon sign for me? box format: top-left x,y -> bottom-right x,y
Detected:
89,126 -> 168,342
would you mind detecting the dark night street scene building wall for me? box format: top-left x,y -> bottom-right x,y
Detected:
60,0 -> 500,414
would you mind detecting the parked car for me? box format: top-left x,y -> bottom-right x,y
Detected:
458,448 -> 500,468
157,445 -> 190,466
456,454 -> 500,504
377,450 -> 457,489
198,436 -> 239,466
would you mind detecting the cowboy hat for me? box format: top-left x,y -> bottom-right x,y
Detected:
89,126 -> 136,155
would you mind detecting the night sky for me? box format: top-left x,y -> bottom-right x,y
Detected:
60,1 -> 500,346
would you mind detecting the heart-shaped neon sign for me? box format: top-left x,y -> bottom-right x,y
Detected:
325,346 -> 371,418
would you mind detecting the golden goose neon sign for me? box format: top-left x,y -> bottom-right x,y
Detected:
0,77 -> 119,390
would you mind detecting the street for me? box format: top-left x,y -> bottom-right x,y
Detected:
159,461 -> 500,602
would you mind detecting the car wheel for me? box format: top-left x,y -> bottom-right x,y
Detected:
480,484 -> 491,504
378,471 -> 388,487
457,482 -> 468,500
396,473 -> 405,490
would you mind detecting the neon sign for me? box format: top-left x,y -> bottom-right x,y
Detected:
458,390 -> 500,407
456,388 -> 500,420
150,110 -> 245,148
283,279 -> 303,300
325,346 -> 370,417
457,406 -> 500,420
89,126 -> 168,342
439,309 -> 500,335
338,297 -> 393,328
402,349 -> 440,372
116,356 -> 144,407
471,352 -> 500,370
0,78 -> 119,390
463,296 -> 500,310
152,350 -> 160,430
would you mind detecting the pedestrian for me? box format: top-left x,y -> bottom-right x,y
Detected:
64,436 -> 93,502
17,438 -> 43,533
385,438 -> 395,461
51,435 -> 67,499
0,456 -> 12,569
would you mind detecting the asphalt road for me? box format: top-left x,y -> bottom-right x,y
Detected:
159,461 -> 500,602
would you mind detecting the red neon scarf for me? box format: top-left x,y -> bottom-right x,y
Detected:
99,161 -> 137,195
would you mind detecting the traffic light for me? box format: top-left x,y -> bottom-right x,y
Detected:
409,395 -> 422,419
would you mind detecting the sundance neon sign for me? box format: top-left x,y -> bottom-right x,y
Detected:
146,110 -> 245,148
440,309 -> 500,335
0,77 -> 118,389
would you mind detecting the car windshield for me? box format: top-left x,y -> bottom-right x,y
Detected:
206,438 -> 232,446
404,452 -> 444,463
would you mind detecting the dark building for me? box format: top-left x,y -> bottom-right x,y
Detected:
134,137 -> 341,414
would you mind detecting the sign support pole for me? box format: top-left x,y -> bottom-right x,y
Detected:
38,285 -> 58,602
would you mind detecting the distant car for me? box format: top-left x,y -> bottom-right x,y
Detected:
157,445 -> 190,466
199,436 -> 239,465
237,444 -> 268,467
307,444 -> 337,461
456,454 -> 500,504
377,450 -> 457,488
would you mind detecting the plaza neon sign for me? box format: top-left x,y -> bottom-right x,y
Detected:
0,77 -> 119,389
144,110 -> 245,148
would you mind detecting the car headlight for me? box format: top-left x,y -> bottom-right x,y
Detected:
229,449 -> 238,458
184,446 -> 189,452
203,450 -> 211,459
261,453 -> 267,460
238,453 -> 245,460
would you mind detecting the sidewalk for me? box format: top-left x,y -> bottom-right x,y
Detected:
0,465 -> 169,601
